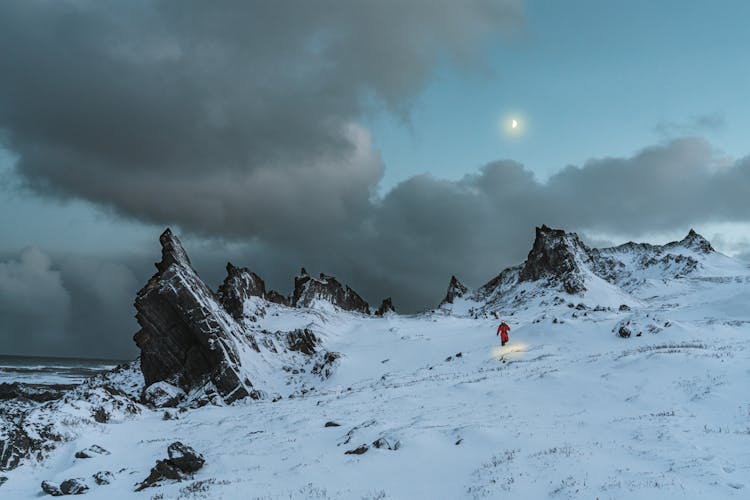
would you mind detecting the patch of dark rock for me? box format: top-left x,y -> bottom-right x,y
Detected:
619,304 -> 631,311
381,359 -> 389,364
142,382 -> 186,408
286,328 -> 318,355
440,275 -> 468,306
324,421 -> 341,427
455,439 -> 463,445
92,407 -> 109,423
617,326 -> 632,338
372,438 -> 400,450
216,262 -> 266,320
41,480 -> 63,496
75,445 -> 110,459
445,356 -> 453,362
312,352 -> 340,379
374,297 -> 396,316
0,476 -> 7,487
455,352 -> 462,358
345,445 -> 369,455
0,382 -> 76,403
135,442 -> 205,491
92,471 -> 113,486
167,442 -> 205,473
60,478 -> 89,495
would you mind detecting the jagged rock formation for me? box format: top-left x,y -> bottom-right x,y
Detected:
133,229 -> 254,403
374,297 -> 396,316
441,276 -> 468,305
292,268 -> 370,314
518,225 -> 591,294
216,263 -> 266,320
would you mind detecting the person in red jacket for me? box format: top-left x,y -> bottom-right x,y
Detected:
497,321 -> 510,346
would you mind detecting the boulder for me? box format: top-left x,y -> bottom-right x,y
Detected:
167,442 -> 205,474
74,445 -> 110,459
344,444 -> 369,455
92,471 -> 113,486
142,382 -> 186,408
41,480 -> 63,496
135,442 -> 204,491
60,478 -> 89,495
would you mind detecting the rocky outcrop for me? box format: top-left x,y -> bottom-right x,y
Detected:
135,442 -> 205,491
518,225 -> 591,294
292,269 -> 370,314
133,229 -> 253,403
216,263 -> 266,320
265,289 -> 291,306
374,297 -> 396,316
441,276 -> 468,305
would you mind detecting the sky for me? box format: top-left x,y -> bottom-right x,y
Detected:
1,0 -> 749,359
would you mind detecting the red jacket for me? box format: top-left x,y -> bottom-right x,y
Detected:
497,322 -> 510,341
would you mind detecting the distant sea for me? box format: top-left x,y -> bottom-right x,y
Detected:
0,354 -> 127,386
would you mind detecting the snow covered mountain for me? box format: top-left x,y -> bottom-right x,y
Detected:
2,226 -> 750,498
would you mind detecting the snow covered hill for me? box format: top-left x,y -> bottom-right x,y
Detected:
2,226 -> 749,498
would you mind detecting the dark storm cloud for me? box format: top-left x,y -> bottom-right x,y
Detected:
0,0 -> 522,242
0,248 -> 71,354
0,248 -> 146,358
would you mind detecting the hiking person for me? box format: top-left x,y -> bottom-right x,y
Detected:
497,321 -> 510,346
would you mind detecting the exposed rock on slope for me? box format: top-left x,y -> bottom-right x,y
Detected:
133,229 -> 254,403
518,225 -> 591,294
374,297 -> 396,316
216,263 -> 266,320
292,268 -> 370,314
441,276 -> 468,306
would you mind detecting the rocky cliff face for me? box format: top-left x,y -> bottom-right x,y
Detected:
292,269 -> 370,314
133,229 -> 254,403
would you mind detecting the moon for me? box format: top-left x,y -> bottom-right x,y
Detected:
511,119 -> 518,129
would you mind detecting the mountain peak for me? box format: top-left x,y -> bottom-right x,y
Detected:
679,229 -> 714,253
156,228 -> 193,273
518,225 -> 590,294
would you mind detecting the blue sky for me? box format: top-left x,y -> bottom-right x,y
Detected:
369,0 -> 750,190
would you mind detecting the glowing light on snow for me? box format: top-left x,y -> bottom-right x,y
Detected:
491,342 -> 528,361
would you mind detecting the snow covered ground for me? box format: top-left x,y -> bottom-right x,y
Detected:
4,288 -> 750,499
